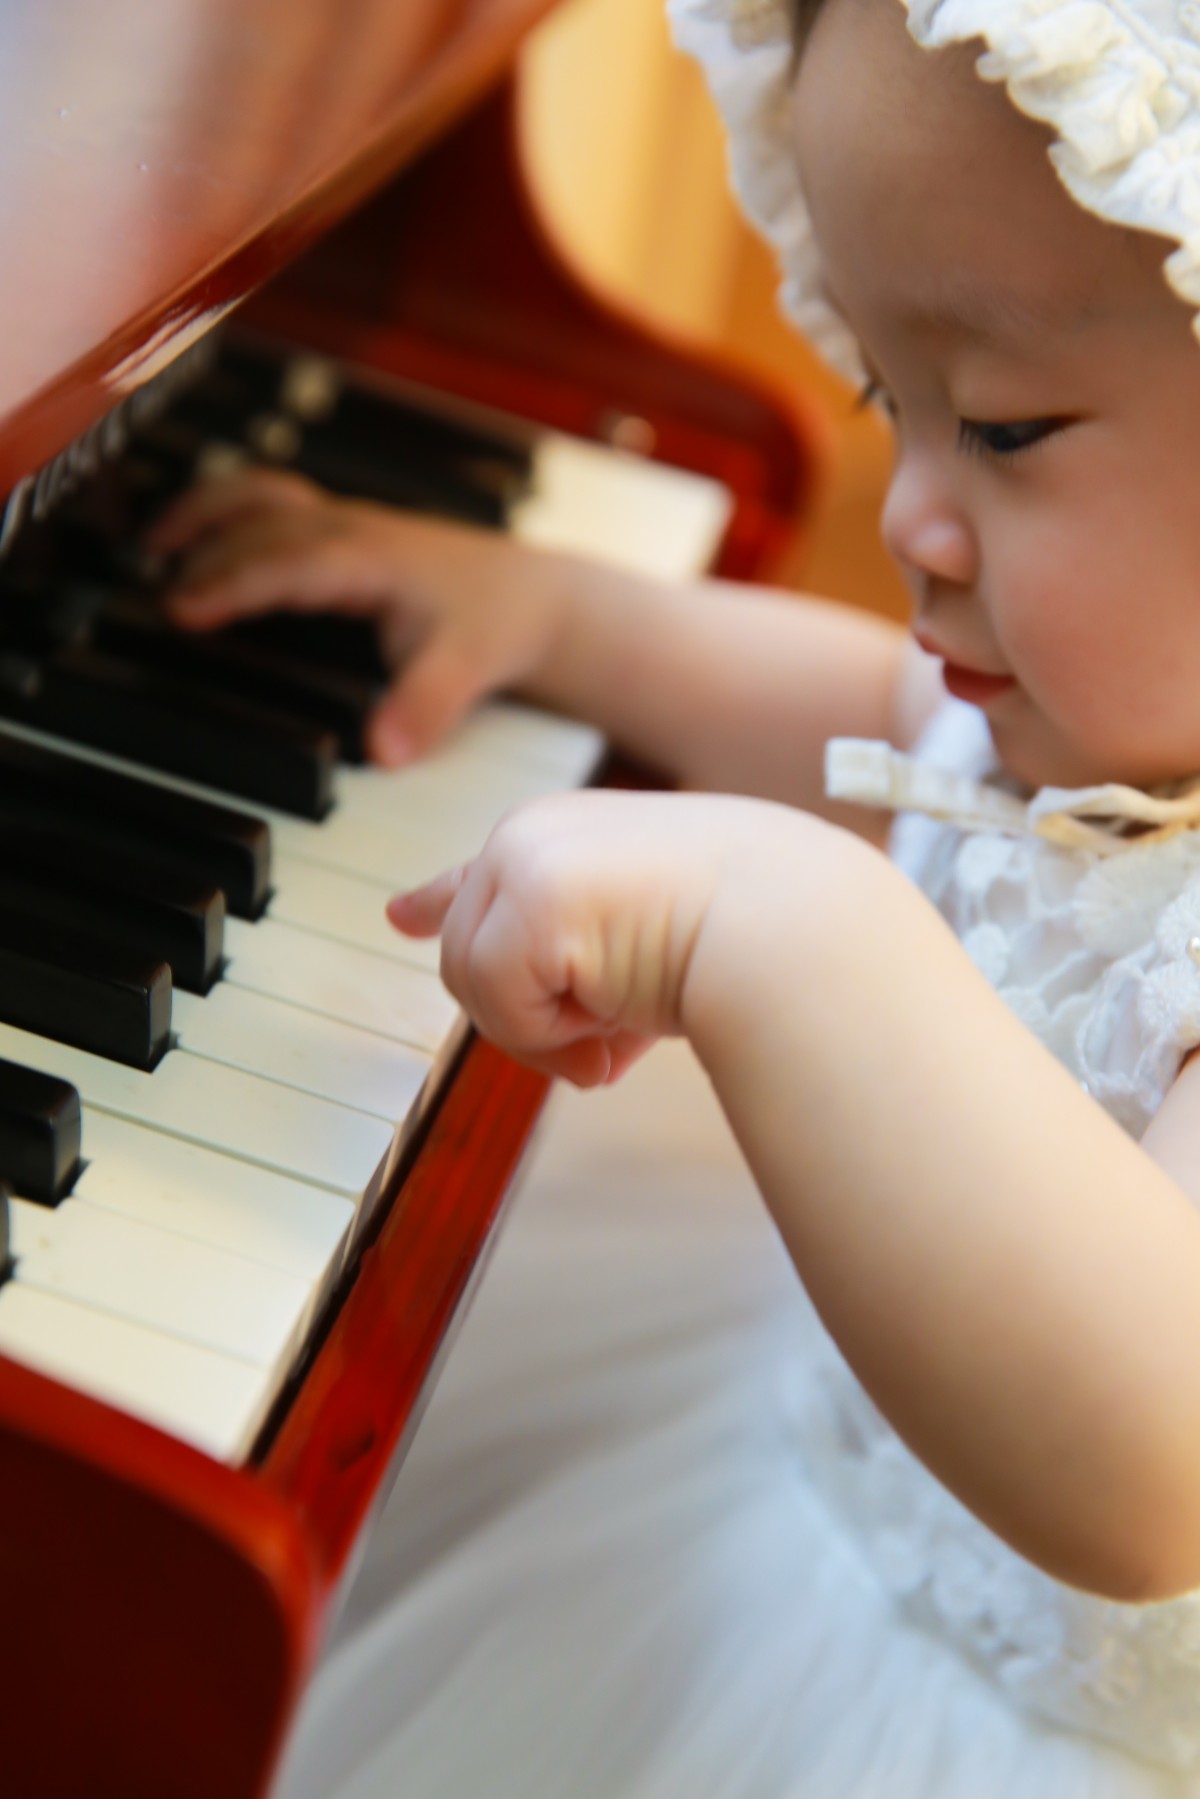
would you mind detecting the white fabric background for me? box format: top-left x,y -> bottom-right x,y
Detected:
272,1038 -> 1192,1798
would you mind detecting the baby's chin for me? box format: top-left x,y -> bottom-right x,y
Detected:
985,707 -> 1083,794
988,709 -> 1200,796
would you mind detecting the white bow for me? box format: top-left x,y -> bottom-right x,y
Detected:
825,738 -> 1200,856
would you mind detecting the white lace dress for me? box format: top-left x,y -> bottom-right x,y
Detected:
273,700 -> 1200,1799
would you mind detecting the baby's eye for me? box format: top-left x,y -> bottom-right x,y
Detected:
956,416 -> 1066,460
854,377 -> 897,421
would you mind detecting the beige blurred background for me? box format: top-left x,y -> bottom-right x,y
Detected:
517,0 -> 909,620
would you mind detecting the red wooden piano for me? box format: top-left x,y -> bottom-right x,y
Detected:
0,3 -> 826,1793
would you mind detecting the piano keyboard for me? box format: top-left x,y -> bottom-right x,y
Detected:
0,336 -> 731,1463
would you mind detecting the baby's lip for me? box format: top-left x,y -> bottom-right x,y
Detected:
912,629 -> 1008,682
911,631 -> 1016,707
941,664 -> 1017,707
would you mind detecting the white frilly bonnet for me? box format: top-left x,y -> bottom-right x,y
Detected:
666,0 -> 1200,378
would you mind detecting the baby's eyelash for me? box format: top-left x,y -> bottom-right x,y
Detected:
956,417 -> 1065,462
854,378 -> 893,416
852,385 -> 1069,461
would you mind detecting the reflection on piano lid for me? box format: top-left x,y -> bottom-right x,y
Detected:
0,328 -> 732,1464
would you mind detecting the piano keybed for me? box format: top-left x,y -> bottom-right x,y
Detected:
0,332 -> 730,1464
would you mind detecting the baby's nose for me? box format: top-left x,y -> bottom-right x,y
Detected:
881,458 -> 977,588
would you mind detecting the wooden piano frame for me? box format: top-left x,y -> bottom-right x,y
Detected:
0,19 -> 827,1796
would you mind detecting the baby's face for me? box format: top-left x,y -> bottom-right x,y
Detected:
794,0 -> 1200,790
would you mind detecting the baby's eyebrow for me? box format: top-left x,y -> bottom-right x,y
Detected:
897,272 -> 1103,344
819,271 -> 1106,346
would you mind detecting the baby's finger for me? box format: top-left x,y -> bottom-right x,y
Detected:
598,1031 -> 655,1083
386,863 -> 472,938
365,638 -> 488,768
444,1019 -> 650,1090
146,468 -> 322,556
520,1039 -> 621,1088
166,537 -> 377,631
165,510 -> 314,606
441,884 -> 584,1069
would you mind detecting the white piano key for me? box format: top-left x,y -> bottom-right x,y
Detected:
449,702 -> 606,782
266,808 -> 466,890
510,433 -> 732,579
332,741 -> 592,826
172,983 -> 433,1123
268,854 -> 441,971
265,763 -> 533,877
0,1017 -> 394,1201
0,1284 -> 269,1462
222,916 -> 460,1053
9,1196 -> 312,1369
75,1111 -> 353,1286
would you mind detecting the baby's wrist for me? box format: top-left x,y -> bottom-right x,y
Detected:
680,810 -> 885,1069
527,551 -> 668,711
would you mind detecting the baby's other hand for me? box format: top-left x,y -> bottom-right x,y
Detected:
387,789 -> 790,1087
146,469 -> 568,767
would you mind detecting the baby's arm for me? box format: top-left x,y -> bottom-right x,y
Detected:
394,790 -> 1200,1603
149,472 -> 926,832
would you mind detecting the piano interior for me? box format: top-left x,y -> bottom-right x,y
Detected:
0,3 -> 825,1795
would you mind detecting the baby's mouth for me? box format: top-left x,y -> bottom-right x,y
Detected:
912,630 -> 1017,708
939,660 -> 1017,708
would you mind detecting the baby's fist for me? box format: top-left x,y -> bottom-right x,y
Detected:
388,789 -> 781,1087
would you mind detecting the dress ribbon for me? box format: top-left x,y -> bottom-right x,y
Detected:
825,738 -> 1200,857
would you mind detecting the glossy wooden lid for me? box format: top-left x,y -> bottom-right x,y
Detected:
0,0 -> 556,489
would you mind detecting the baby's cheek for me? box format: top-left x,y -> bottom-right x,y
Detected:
992,550 -> 1086,691
994,550 -> 1125,723
1009,576 -> 1185,777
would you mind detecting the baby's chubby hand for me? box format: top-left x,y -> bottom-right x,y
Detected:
387,788 -> 811,1087
147,469 -> 570,767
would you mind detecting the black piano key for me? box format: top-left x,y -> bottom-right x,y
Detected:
170,367 -> 272,433
1,512 -> 159,595
276,431 -> 511,529
0,729 -> 270,919
220,611 -> 390,685
219,337 -> 536,477
93,597 -> 377,761
0,1060 -> 81,1204
0,824 -> 224,994
0,903 -> 171,1070
119,418 -> 239,530
305,384 -> 534,480
118,446 -> 200,526
149,401 -> 512,528
0,574 -> 102,655
49,474 -> 157,573
176,342 -> 529,525
0,643 -> 337,820
201,339 -> 288,412
0,1184 -> 11,1283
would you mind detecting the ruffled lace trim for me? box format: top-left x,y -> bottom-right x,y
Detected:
788,1354 -> 1200,1770
668,0 -> 1200,374
666,0 -> 866,378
